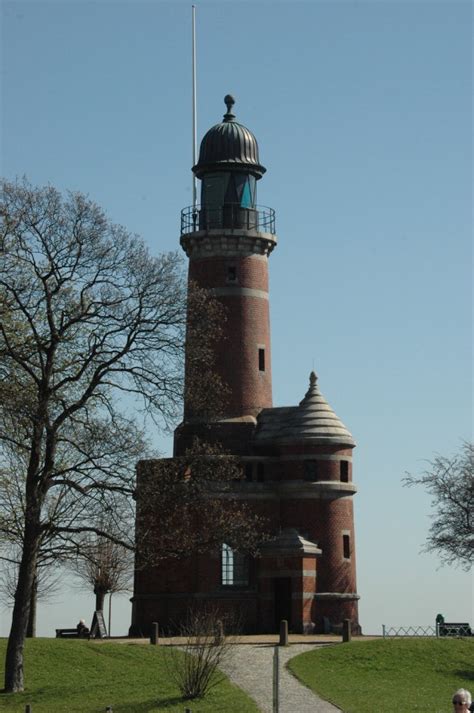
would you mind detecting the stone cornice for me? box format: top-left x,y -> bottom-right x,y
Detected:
180,228 -> 277,258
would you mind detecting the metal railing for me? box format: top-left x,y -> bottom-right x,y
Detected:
382,623 -> 472,638
382,624 -> 436,638
180,203 -> 276,235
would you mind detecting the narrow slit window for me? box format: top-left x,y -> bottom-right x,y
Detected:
244,463 -> 253,482
257,463 -> 265,482
304,461 -> 318,482
258,348 -> 265,372
227,265 -> 237,282
343,534 -> 351,559
340,461 -> 349,482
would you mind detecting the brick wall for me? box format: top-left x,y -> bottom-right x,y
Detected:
186,254 -> 272,418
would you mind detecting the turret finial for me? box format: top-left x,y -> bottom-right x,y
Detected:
223,94 -> 236,122
309,370 -> 318,386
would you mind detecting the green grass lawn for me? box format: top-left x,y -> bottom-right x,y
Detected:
288,638 -> 474,713
0,638 -> 260,713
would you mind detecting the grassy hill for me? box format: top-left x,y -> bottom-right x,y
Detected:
0,638 -> 260,713
2,636 -> 473,712
288,637 -> 474,713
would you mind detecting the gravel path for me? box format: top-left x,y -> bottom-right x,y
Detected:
220,644 -> 342,713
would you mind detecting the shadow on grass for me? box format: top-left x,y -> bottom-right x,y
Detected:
107,696 -> 188,711
453,669 -> 474,680
0,689 -> 192,712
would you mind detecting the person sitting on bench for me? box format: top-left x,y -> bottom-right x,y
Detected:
76,619 -> 89,637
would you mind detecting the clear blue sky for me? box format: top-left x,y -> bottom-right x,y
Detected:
1,0 -> 472,637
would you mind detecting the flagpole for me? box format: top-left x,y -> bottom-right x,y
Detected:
192,5 -> 197,212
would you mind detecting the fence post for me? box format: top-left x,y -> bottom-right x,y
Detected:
342,619 -> 351,643
273,644 -> 279,713
436,622 -> 439,638
150,622 -> 159,645
215,619 -> 224,644
279,619 -> 288,646
25,706 -> 32,713
382,624 -> 386,639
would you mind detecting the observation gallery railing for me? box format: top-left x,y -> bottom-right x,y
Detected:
180,204 -> 276,235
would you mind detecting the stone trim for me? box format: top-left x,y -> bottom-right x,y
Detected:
217,482 -> 357,501
211,287 -> 269,300
258,569 -> 317,578
277,481 -> 357,495
132,590 -> 257,601
259,547 -> 321,557
181,229 -> 277,258
277,454 -> 353,463
313,592 -> 360,601
240,454 -> 353,463
256,592 -> 318,601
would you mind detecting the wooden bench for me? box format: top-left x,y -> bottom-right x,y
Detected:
439,622 -> 471,637
55,628 -> 89,638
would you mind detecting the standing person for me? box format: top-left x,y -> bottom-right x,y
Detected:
452,689 -> 472,712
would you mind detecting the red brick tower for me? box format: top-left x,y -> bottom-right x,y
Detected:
131,97 -> 360,636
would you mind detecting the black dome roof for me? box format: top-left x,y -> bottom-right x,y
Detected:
193,95 -> 266,180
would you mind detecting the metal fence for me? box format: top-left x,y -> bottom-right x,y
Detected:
382,623 -> 472,638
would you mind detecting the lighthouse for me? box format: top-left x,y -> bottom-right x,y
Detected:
131,97 -> 360,635
175,95 -> 276,458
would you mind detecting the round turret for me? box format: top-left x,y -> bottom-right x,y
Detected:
193,95 -> 266,179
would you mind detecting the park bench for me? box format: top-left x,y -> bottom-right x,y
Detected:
55,628 -> 89,638
439,622 -> 471,637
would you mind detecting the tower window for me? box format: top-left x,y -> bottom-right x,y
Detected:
227,265 -> 237,282
244,463 -> 253,482
343,534 -> 351,560
340,461 -> 349,482
201,172 -> 229,208
258,348 -> 265,372
221,543 -> 249,586
304,461 -> 318,481
256,463 -> 265,482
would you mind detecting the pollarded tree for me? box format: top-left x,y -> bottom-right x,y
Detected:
69,529 -> 133,634
403,442 -> 473,570
0,178 -> 188,692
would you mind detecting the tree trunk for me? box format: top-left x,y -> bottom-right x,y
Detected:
26,573 -> 38,638
95,588 -> 106,612
4,515 -> 41,692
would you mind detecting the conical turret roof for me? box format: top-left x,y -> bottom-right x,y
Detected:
289,371 -> 355,444
254,371 -> 355,446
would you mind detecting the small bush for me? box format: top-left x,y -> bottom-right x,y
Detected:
164,607 -> 238,699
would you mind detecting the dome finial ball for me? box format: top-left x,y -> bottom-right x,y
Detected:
224,94 -> 235,112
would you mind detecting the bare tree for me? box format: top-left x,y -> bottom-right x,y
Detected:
403,442 -> 473,570
0,546 -> 61,638
0,179 -> 188,692
0,432 -> 137,638
70,531 -> 133,634
0,179 -> 267,691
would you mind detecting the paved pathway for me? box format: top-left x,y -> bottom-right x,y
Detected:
220,644 -> 342,713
